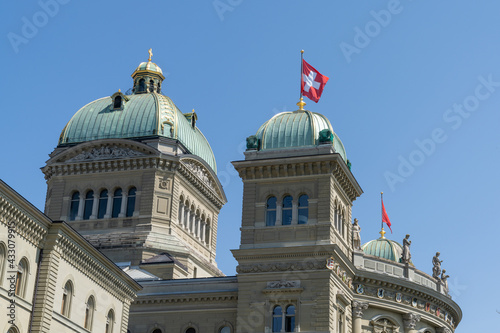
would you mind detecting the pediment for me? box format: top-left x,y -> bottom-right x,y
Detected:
180,157 -> 225,201
48,139 -> 158,164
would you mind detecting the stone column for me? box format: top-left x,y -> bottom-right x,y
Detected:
403,313 -> 421,333
291,200 -> 298,224
90,195 -> 98,219
179,204 -> 184,225
119,192 -> 128,217
352,301 -> 368,333
276,199 -> 282,225
76,196 -> 84,220
200,222 -> 205,242
104,192 -> 112,218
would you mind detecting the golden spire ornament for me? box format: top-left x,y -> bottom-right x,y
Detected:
148,48 -> 153,62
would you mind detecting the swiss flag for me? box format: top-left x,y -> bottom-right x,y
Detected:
382,199 -> 392,233
301,59 -> 329,103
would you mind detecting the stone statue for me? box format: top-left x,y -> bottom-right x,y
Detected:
432,252 -> 443,279
352,218 -> 362,250
441,269 -> 450,294
401,234 -> 411,264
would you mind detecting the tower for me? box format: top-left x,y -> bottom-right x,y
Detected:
42,52 -> 227,279
231,104 -> 363,332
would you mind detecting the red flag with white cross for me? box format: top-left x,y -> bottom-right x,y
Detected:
301,59 -> 329,103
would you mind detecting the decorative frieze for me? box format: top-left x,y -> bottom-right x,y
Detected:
267,280 -> 300,289
67,145 -> 145,162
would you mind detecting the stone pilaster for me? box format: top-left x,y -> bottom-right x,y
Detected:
352,301 -> 368,333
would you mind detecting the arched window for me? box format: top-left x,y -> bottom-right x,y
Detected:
69,192 -> 80,220
157,83 -> 161,93
7,327 -> 19,333
83,190 -> 94,220
138,79 -> 146,92
266,196 -> 277,226
15,258 -> 28,297
149,80 -> 155,92
126,187 -> 136,217
98,190 -> 108,219
113,95 -> 122,109
285,305 -> 295,332
178,199 -> 184,225
61,281 -> 73,317
106,309 -> 114,333
282,196 -> 293,225
185,328 -> 196,333
219,327 -> 231,333
272,306 -> 283,332
298,194 -> 308,224
112,189 -> 122,218
84,296 -> 95,330
152,329 -> 162,333
0,243 -> 5,285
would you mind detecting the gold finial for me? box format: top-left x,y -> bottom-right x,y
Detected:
379,227 -> 386,239
296,97 -> 306,111
118,89 -> 121,92
301,49 -> 304,54
192,109 -> 195,113
148,48 -> 153,62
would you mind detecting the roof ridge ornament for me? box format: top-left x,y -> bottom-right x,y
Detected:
296,97 -> 306,111
148,48 -> 153,62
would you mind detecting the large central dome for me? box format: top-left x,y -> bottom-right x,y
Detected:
58,56 -> 217,173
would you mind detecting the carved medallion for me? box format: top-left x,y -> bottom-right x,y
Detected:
158,178 -> 170,189
395,293 -> 402,303
377,288 -> 384,299
436,308 -> 440,317
425,303 -> 430,312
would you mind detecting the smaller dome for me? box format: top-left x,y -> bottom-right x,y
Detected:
362,235 -> 404,262
254,110 -> 347,162
134,61 -> 163,75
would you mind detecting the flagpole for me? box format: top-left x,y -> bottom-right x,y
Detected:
297,50 -> 306,111
380,191 -> 385,238
381,192 -> 383,231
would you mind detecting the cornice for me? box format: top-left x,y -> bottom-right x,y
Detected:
0,187 -> 49,246
232,154 -> 362,202
354,272 -> 461,328
133,293 -> 237,305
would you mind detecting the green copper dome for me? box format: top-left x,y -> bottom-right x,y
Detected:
255,110 -> 346,161
362,236 -> 403,262
58,92 -> 217,173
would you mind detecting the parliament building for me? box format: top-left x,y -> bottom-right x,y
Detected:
0,54 -> 461,333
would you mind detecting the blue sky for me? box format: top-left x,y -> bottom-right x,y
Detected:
2,1 -> 499,331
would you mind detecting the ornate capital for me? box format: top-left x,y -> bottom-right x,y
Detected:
403,312 -> 421,329
352,301 -> 369,318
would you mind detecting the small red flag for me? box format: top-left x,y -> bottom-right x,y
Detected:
382,199 -> 392,233
301,59 -> 329,103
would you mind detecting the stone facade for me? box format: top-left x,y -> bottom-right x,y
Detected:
0,180 -> 141,333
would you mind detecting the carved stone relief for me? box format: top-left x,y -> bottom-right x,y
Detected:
67,145 -> 145,162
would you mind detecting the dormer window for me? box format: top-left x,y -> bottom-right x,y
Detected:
110,90 -> 129,110
113,96 -> 122,109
